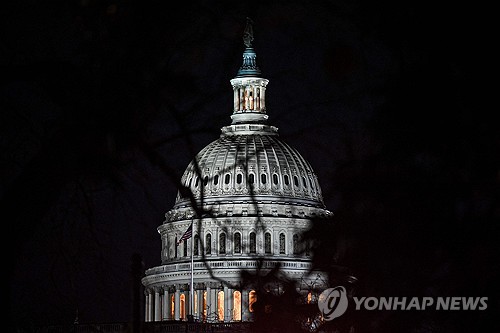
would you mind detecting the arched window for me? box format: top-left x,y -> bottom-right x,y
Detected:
234,232 -> 241,253
249,290 -> 257,313
302,176 -> 307,187
273,174 -> 279,185
284,174 -> 290,186
293,175 -> 299,187
218,291 -> 224,321
194,235 -> 200,256
213,175 -> 219,185
249,232 -> 256,254
224,174 -> 230,184
219,233 -> 226,254
180,294 -> 186,320
174,237 -> 178,258
205,234 -> 211,255
261,173 -> 267,184
204,176 -> 208,186
293,234 -> 299,255
233,290 -> 242,321
195,177 -> 199,187
279,233 -> 286,254
183,239 -> 188,257
249,173 -> 255,185
264,232 -> 271,254
236,173 -> 243,184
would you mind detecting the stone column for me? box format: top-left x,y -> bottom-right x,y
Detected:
196,289 -> 203,319
242,289 -> 250,321
163,287 -> 169,320
154,288 -> 161,321
223,286 -> 229,322
148,289 -> 154,322
261,87 -> 266,110
184,289 -> 190,319
206,284 -> 211,321
227,288 -> 234,322
210,286 -> 217,321
174,288 -> 180,321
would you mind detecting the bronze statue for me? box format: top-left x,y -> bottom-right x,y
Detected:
243,17 -> 254,47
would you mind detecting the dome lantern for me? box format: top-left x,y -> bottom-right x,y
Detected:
230,18 -> 269,125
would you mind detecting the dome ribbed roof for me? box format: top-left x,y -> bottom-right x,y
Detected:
174,124 -> 324,208
173,29 -> 325,210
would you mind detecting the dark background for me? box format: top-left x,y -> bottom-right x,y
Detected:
3,0 -> 498,332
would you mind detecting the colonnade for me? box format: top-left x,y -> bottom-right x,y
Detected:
144,282 -> 255,322
233,85 -> 266,112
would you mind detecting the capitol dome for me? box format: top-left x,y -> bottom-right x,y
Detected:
142,20 -> 331,325
173,126 -> 325,210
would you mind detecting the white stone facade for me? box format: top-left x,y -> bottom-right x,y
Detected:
142,38 -> 331,323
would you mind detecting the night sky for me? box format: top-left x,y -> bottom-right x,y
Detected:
3,1 -> 498,332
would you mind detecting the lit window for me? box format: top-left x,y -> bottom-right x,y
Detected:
218,291 -> 224,321
233,290 -> 242,321
249,290 -> 257,313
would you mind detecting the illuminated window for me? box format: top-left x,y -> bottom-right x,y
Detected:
249,232 -> 256,254
234,232 -> 241,253
180,294 -> 186,320
233,291 -> 241,321
218,291 -> 224,321
279,233 -> 285,254
203,291 -> 207,320
307,291 -> 312,304
171,295 -> 174,319
205,234 -> 211,255
219,233 -> 226,254
249,290 -> 257,313
265,232 -> 271,254
194,291 -> 198,314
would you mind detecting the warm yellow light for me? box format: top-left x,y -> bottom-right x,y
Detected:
233,290 -> 242,321
249,290 -> 257,313
218,291 -> 224,321
180,294 -> 186,320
